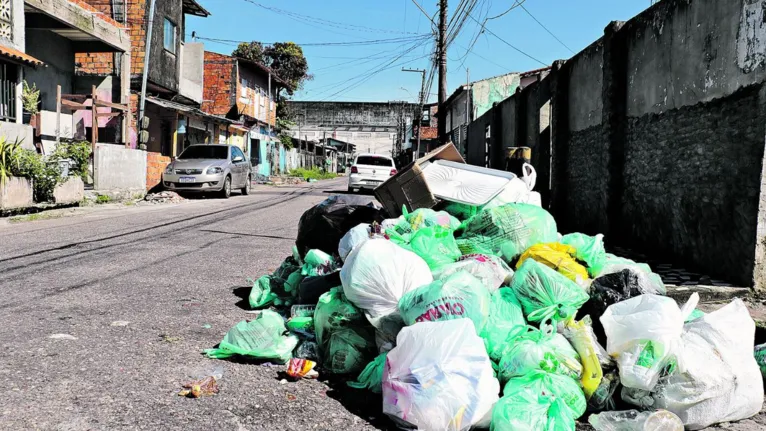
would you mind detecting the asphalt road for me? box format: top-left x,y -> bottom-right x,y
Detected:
0,178 -> 383,430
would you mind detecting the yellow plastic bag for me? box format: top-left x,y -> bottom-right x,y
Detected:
517,243 -> 589,284
558,316 -> 608,400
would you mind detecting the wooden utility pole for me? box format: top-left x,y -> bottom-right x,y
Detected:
438,0 -> 448,143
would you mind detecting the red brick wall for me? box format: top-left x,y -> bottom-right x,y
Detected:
76,0 -> 147,76
202,52 -> 236,116
146,151 -> 171,190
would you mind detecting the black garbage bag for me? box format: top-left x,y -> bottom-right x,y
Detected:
296,195 -> 384,258
298,271 -> 342,305
578,268 -> 648,345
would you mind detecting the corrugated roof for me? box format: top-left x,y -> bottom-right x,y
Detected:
182,0 -> 211,17
146,96 -> 232,124
0,45 -> 45,67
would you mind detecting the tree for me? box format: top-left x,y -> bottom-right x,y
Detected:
231,42 -> 265,64
264,42 -> 312,92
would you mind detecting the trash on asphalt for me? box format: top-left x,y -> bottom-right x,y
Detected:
382,319 -> 499,431
205,153 -> 764,430
286,358 -> 319,379
588,409 -> 684,431
178,366 -> 223,398
205,311 -> 299,364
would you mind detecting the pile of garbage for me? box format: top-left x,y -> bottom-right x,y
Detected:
206,145 -> 764,430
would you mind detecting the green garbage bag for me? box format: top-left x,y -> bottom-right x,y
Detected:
560,233 -> 607,277
443,202 -> 480,222
389,225 -> 462,269
398,270 -> 491,333
284,270 -> 304,296
491,390 -> 575,431
248,275 -> 279,309
387,207 -> 461,240
205,311 -> 299,364
301,249 -> 337,277
347,352 -> 387,393
314,288 -> 366,347
458,203 -> 558,263
503,370 -> 586,419
274,256 -> 301,280
323,326 -> 376,374
287,316 -> 314,338
755,343 -> 766,378
497,327 -> 582,384
481,288 -> 526,362
511,259 -> 589,328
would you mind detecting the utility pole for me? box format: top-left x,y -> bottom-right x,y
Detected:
402,68 -> 426,161
438,0 -> 448,144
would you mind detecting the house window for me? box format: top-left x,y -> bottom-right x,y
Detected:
0,61 -> 17,121
163,18 -> 176,54
0,0 -> 11,40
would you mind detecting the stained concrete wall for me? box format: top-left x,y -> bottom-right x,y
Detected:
547,0 -> 766,289
1,0 -> 25,52
148,0 -> 182,92
93,144 -> 147,191
288,101 -> 417,127
179,42 -> 203,103
25,30 -> 75,112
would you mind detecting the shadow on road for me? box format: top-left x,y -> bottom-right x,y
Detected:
323,381 -> 392,430
231,285 -> 251,310
200,229 -> 295,241
323,189 -> 375,196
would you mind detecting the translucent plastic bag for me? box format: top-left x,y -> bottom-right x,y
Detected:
340,239 -> 433,325
398,271 -> 491,333
481,287 -> 526,362
558,316 -> 611,400
323,326 -> 376,375
383,319 -> 500,431
390,225 -> 462,270
600,293 -> 698,391
458,203 -> 558,262
492,390 -> 575,431
622,299 -> 763,430
497,327 -> 582,385
560,233 -> 606,277
511,259 -> 589,328
338,223 -> 386,262
347,352 -> 386,393
387,207 -> 461,241
314,288 -> 366,348
248,275 -> 280,309
433,254 -> 514,294
503,370 -> 586,419
596,254 -> 665,295
205,311 -> 299,364
301,249 -> 337,277
516,243 -> 590,286
588,410 -> 684,431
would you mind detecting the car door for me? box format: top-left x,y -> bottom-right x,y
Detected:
231,146 -> 247,187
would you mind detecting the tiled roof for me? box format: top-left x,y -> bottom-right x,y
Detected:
0,45 -> 45,67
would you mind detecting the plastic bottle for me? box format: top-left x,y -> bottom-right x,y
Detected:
588,410 -> 684,431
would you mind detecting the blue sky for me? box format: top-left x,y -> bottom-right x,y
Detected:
187,1 -> 649,103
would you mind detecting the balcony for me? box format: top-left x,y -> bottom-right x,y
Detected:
179,42 -> 203,104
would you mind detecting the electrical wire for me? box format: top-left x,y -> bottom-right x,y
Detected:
192,34 -> 431,48
520,4 -> 576,54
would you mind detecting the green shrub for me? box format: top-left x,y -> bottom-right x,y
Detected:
0,136 -> 22,186
288,167 -> 337,180
52,140 -> 90,182
12,149 -> 62,202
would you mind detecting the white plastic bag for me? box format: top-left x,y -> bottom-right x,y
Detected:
341,239 -> 433,328
432,254 -> 513,294
600,293 -> 698,391
338,223 -> 385,261
382,319 -> 500,431
623,299 -> 763,430
521,163 -> 537,190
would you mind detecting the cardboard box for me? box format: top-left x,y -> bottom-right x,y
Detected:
374,143 -> 465,217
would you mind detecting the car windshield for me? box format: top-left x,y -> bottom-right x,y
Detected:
356,156 -> 393,167
178,146 -> 228,160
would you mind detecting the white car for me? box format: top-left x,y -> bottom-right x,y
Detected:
348,153 -> 397,192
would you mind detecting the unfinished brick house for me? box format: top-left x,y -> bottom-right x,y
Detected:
202,51 -> 291,172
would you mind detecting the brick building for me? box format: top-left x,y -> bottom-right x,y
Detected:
202,51 -> 291,174
75,0 -> 232,166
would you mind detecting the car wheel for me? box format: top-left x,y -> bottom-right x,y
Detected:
220,176 -> 231,199
241,175 -> 251,195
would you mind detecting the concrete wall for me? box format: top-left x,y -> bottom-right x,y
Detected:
25,30 -> 75,112
1,0 -> 25,52
148,0 -> 182,92
288,101 -> 417,127
0,122 -> 34,150
548,0 -> 766,289
93,144 -> 147,191
179,42 -> 203,103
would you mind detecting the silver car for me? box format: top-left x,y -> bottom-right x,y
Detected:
162,144 -> 251,198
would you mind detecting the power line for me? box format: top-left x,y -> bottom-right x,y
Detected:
465,13 -> 548,66
520,4 -> 575,54
193,34 -> 431,48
